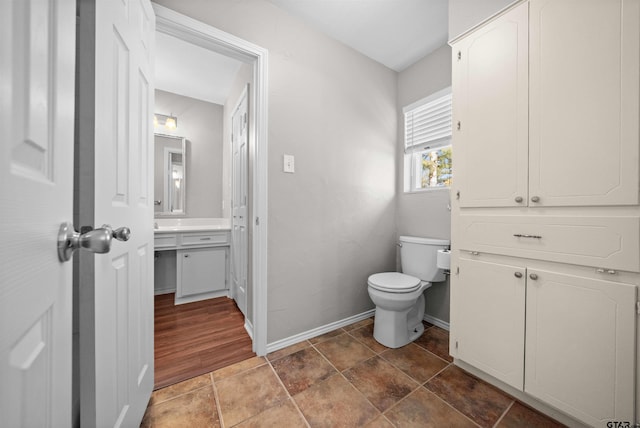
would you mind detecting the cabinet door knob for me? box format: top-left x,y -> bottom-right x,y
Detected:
514,196 -> 523,203
529,273 -> 538,280
514,272 -> 523,278
184,254 -> 189,258
531,196 -> 540,203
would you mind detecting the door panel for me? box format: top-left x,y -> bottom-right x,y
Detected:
232,87 -> 249,317
453,2 -> 529,208
529,0 -> 640,206
525,268 -> 637,425
454,256 -> 526,389
0,0 -> 75,426
78,0 -> 155,426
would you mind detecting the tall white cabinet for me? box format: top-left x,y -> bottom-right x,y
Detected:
450,1 -> 640,426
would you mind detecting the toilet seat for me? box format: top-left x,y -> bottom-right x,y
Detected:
367,272 -> 421,293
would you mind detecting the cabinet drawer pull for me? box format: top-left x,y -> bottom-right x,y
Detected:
514,272 -> 523,278
200,237 -> 211,241
184,254 -> 189,258
513,234 -> 542,239
530,196 -> 540,203
529,273 -> 538,280
469,251 -> 479,256
514,196 -> 523,203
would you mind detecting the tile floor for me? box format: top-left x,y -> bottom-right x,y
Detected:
141,319 -> 565,427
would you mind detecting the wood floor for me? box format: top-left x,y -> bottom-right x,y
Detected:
154,293 -> 255,390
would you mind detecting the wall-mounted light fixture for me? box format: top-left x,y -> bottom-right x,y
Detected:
154,113 -> 178,130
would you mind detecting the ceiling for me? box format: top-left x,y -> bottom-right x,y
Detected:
266,0 -> 449,72
154,1 -> 449,105
155,31 -> 244,105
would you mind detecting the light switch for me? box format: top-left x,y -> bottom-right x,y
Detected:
283,154 -> 295,173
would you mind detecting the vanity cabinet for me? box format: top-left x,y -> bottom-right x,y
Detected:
450,0 -> 640,426
154,229 -> 230,304
454,254 -> 637,426
453,0 -> 640,209
177,247 -> 227,297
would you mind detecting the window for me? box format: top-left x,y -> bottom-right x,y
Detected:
403,87 -> 452,192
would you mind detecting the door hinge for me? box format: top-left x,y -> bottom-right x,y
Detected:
255,217 -> 260,226
455,266 -> 459,275
637,301 -> 640,315
456,121 -> 461,131
457,51 -> 461,61
456,190 -> 460,200
455,340 -> 459,349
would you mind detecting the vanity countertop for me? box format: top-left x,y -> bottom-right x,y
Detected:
154,218 -> 231,233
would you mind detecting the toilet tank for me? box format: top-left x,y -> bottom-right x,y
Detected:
399,236 -> 450,282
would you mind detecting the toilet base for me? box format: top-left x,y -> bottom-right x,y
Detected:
372,294 -> 426,349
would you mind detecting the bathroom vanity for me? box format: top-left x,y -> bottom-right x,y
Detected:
154,218 -> 231,304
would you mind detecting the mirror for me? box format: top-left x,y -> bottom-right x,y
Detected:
154,134 -> 186,215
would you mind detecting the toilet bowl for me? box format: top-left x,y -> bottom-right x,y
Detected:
367,236 -> 449,348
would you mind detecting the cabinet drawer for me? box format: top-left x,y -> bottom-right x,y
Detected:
154,234 -> 177,249
457,215 -> 640,272
180,232 -> 229,247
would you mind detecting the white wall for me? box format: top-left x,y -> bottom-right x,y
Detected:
448,0 -> 516,40
155,90 -> 225,218
396,44 -> 452,323
154,0 -> 398,343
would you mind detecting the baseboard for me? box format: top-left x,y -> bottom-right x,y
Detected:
174,289 -> 229,305
423,314 -> 449,331
266,309 -> 375,354
154,287 -> 175,296
244,319 -> 254,340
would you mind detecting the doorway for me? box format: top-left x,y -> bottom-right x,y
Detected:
152,4 -> 268,366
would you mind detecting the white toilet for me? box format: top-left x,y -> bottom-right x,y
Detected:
367,236 -> 449,348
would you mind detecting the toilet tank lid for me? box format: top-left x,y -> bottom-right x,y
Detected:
399,236 -> 450,246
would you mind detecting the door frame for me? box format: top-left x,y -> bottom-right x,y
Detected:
153,4 -> 269,355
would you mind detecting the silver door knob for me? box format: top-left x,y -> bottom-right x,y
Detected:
57,222 -> 131,262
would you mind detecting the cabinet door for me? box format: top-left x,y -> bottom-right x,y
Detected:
529,0 -> 640,207
178,247 -> 227,297
453,2 -> 529,208
525,268 -> 637,425
452,256 -> 526,389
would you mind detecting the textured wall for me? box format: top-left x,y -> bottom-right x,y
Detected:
154,0 -> 398,343
396,45 -> 453,323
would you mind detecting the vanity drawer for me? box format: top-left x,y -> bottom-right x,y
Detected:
154,234 -> 177,249
457,214 -> 640,272
180,232 -> 229,247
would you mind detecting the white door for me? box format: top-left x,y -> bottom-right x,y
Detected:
525,268 -> 637,426
231,87 -> 249,316
529,0 -> 640,207
452,2 -> 528,208
77,0 -> 155,426
453,256 -> 526,390
0,1 -> 75,426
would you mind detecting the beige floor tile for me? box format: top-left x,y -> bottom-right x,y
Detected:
385,388 -> 476,428
496,402 -> 566,428
343,317 -> 374,331
267,341 -> 311,362
234,399 -> 307,428
271,347 -> 337,395
216,364 -> 289,426
343,356 -> 419,412
149,373 -> 212,406
425,365 -> 513,428
141,385 -> 220,428
364,415 -> 395,428
314,333 -> 375,371
212,356 -> 267,381
294,374 -> 379,427
380,343 -> 449,383
414,326 -> 453,363
309,328 -> 345,344
349,324 -> 389,353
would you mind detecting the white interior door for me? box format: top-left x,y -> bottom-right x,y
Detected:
77,0 -> 155,426
231,87 -> 249,317
0,1 -> 75,426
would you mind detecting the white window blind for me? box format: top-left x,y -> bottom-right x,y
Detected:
404,87 -> 452,153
